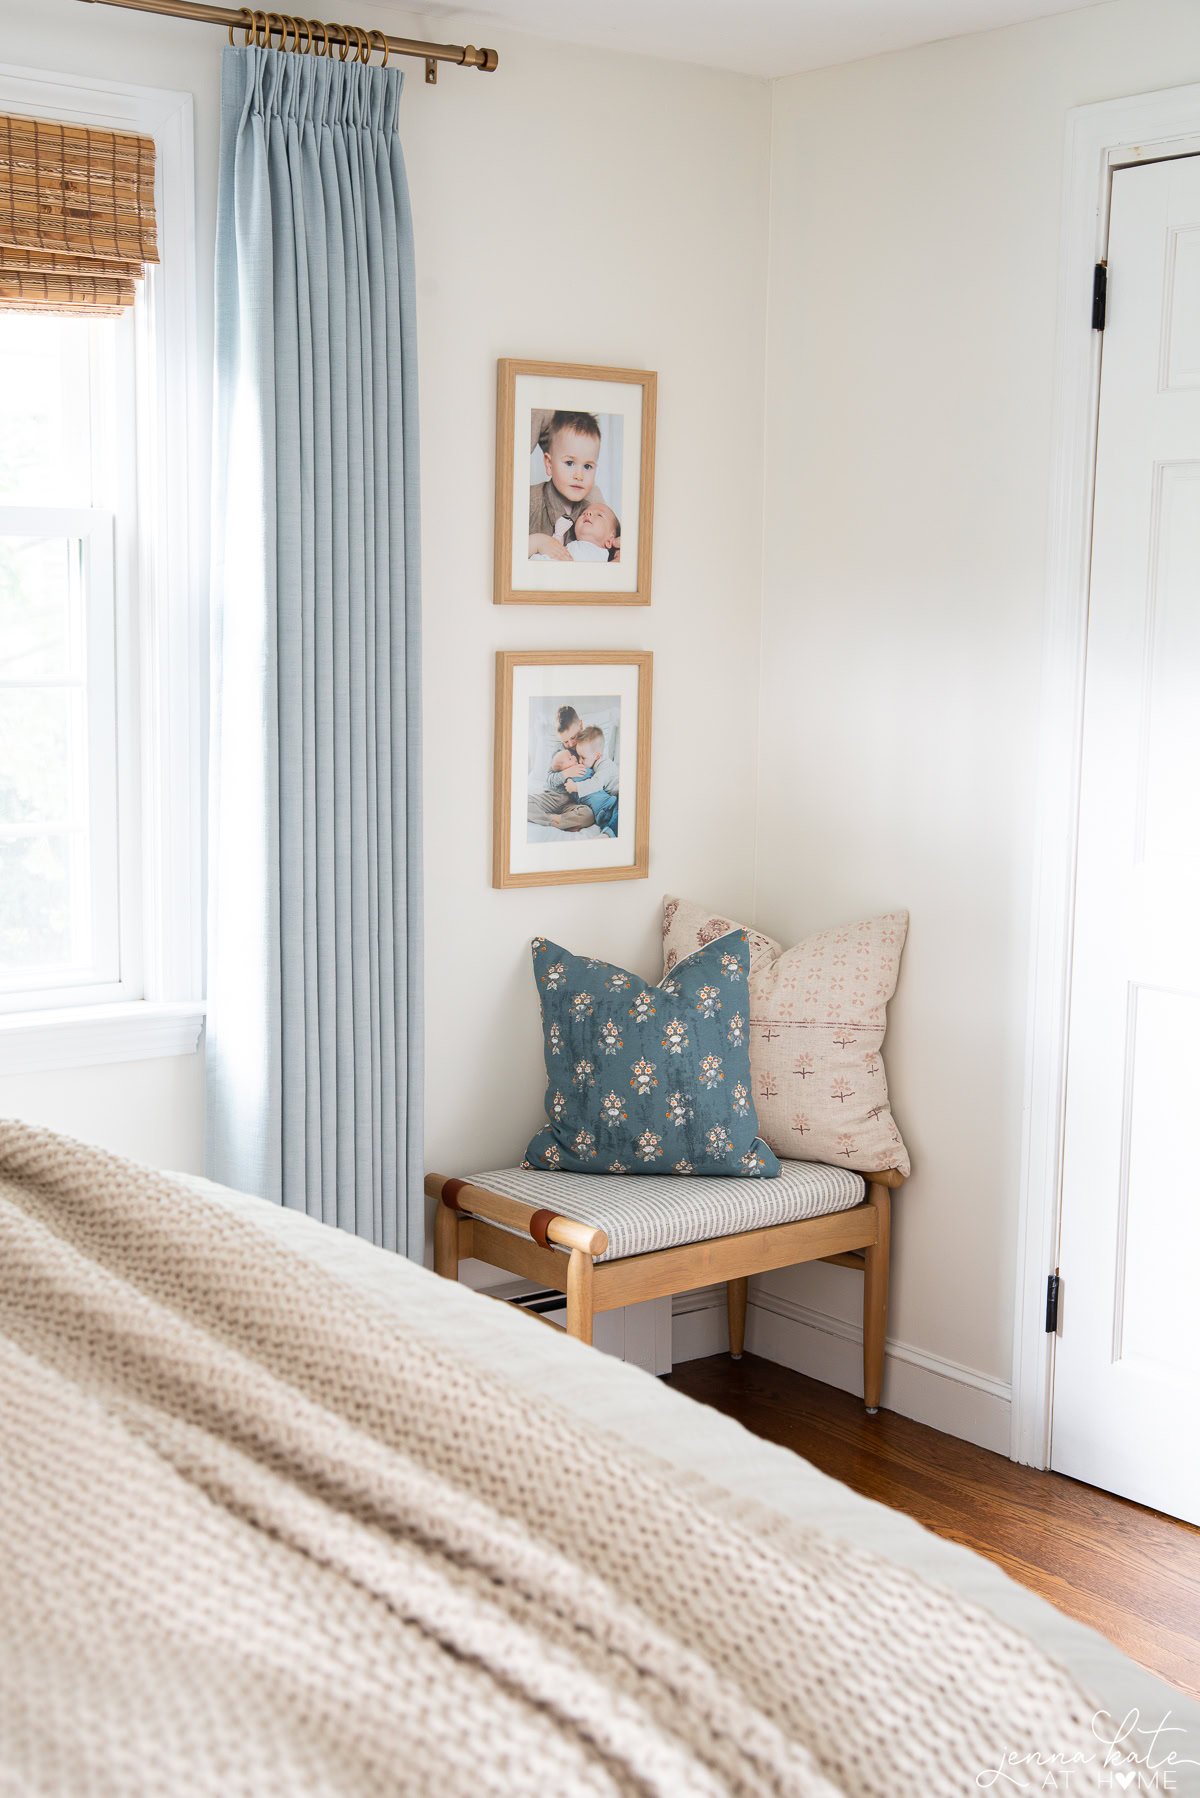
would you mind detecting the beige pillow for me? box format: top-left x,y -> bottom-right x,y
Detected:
661,896 -> 910,1177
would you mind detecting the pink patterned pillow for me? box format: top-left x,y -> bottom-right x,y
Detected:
661,895 -> 910,1176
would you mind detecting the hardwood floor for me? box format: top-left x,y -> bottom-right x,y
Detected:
666,1352 -> 1200,1700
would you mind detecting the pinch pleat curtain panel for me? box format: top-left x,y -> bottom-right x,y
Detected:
207,45 -> 423,1253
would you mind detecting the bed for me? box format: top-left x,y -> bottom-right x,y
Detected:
3,1124 -> 1197,1796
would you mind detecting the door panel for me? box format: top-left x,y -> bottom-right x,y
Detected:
1163,224 -> 1200,388
1118,987 -> 1198,1374
1052,155 -> 1200,1523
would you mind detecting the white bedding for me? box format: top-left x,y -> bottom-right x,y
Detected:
181,1173 -> 1200,1785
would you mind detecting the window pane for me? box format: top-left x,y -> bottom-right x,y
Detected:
0,832 -> 89,981
0,536 -> 83,680
0,314 -> 93,508
0,308 -> 127,1007
0,688 -> 83,827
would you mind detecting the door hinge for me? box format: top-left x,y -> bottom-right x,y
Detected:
1092,261 -> 1107,331
1045,1269 -> 1061,1334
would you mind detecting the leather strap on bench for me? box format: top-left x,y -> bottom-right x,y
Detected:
440,1179 -> 561,1250
528,1208 -> 559,1250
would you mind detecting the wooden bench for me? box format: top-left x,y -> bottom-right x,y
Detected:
427,1162 -> 903,1412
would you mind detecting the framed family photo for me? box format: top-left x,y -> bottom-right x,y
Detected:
494,360 -> 657,606
493,650 -> 653,888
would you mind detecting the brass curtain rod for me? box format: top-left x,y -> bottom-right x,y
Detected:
76,0 -> 498,82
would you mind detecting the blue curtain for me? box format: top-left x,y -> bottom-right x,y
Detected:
207,45 -> 422,1253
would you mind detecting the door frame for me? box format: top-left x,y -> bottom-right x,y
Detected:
1012,82 -> 1200,1470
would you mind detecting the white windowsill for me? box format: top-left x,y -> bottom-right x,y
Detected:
0,1001 -> 206,1077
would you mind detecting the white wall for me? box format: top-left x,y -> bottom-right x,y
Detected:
753,0 -> 1200,1421
0,3 -> 771,1197
0,1053 -> 205,1170
416,23 -> 771,1201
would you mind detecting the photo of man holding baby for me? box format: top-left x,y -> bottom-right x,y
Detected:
527,408 -> 622,564
493,360 -> 655,607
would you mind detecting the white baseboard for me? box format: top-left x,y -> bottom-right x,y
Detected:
672,1283 -> 729,1362
672,1287 -> 1012,1456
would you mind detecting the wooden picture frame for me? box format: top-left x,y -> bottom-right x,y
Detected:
493,650 -> 653,888
494,359 -> 657,606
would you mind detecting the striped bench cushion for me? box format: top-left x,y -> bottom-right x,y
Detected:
468,1161 -> 867,1262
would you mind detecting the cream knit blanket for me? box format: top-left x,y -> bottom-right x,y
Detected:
0,1123 -> 1104,1795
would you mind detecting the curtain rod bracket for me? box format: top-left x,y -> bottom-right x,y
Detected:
425,56 -> 437,85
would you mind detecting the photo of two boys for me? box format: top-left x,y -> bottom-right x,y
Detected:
526,697 -> 621,843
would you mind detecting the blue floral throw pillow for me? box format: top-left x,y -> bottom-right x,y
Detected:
524,931 -> 781,1178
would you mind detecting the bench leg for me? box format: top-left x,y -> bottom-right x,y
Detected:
434,1198 -> 458,1282
566,1248 -> 594,1345
862,1183 -> 891,1413
727,1276 -> 748,1359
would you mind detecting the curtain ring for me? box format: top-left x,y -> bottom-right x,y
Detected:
355,26 -> 369,62
309,17 -> 326,54
251,10 -> 268,46
266,11 -> 285,46
292,15 -> 309,53
337,24 -> 351,61
228,6 -> 252,45
368,28 -> 388,66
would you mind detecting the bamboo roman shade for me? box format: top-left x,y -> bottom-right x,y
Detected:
0,114 -> 158,316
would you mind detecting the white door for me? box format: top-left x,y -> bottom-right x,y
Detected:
1052,155 -> 1200,1525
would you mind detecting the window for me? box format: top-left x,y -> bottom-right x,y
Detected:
0,311 -> 139,1010
0,73 -> 201,1070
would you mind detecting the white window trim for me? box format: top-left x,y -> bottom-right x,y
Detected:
0,1000 -> 203,1074
1012,81 -> 1200,1469
0,62 -> 204,1075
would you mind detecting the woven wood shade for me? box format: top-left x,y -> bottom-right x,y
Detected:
0,114 -> 158,317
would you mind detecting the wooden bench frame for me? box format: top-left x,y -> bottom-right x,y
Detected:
427,1168 -> 903,1413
